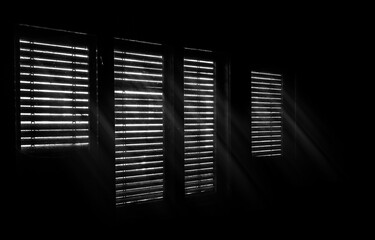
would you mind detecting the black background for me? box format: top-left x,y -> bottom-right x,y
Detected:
4,3 -> 372,236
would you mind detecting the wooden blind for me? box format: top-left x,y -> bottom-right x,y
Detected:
19,38 -> 90,150
184,57 -> 216,195
114,47 -> 165,205
251,71 -> 283,157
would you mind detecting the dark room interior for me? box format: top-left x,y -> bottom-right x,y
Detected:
4,4 -> 372,236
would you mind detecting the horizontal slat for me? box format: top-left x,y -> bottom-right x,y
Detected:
20,73 -> 88,84
185,129 -> 214,134
21,114 -> 88,122
185,139 -> 214,147
185,180 -> 214,189
114,59 -> 162,70
115,149 -> 163,158
116,178 -> 163,190
114,51 -> 163,63
20,39 -> 87,51
115,97 -> 162,104
114,90 -> 163,98
184,87 -> 214,94
252,149 -> 282,154
21,123 -> 89,131
115,153 -> 164,164
184,151 -> 214,159
185,157 -> 214,166
115,125 -> 163,133
116,160 -> 163,171
20,98 -> 89,107
115,172 -> 163,184
115,104 -> 162,112
20,107 -> 88,116
114,74 -> 163,83
185,144 -> 214,153
185,161 -> 214,170
20,49 -> 88,64
20,81 -> 88,92
115,166 -> 164,178
116,184 -> 163,197
184,99 -> 214,106
184,62 -> 214,70
20,90 -> 88,100
21,142 -> 89,149
20,65 -> 88,78
186,186 -> 214,195
115,136 -> 163,145
115,131 -> 163,139
114,65 -> 162,75
21,136 -> 89,145
116,191 -> 163,205
19,44 -> 88,58
114,118 -> 163,125
184,82 -> 214,90
252,130 -> 281,136
252,140 -> 282,147
116,189 -> 163,201
185,167 -> 214,176
20,57 -> 88,70
21,129 -> 89,137
185,173 -> 214,182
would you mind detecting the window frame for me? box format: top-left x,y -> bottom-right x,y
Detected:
14,25 -> 98,157
249,66 -> 284,160
113,38 -> 168,207
183,48 -> 218,198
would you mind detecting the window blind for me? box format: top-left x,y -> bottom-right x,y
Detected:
251,71 -> 282,157
184,57 -> 216,195
19,38 -> 90,150
114,48 -> 165,205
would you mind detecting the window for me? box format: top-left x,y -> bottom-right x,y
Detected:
251,71 -> 283,157
17,28 -> 92,151
183,53 -> 216,195
114,41 -> 165,205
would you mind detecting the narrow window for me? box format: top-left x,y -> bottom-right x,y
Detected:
184,56 -> 216,195
18,35 -> 90,150
114,45 -> 165,205
251,71 -> 283,157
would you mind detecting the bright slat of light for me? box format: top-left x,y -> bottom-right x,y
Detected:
114,57 -> 162,65
20,65 -> 88,73
22,143 -> 89,148
21,89 -> 88,95
20,48 -> 88,59
20,72 -> 88,80
20,40 -> 88,51
251,71 -> 281,77
20,56 -> 88,65
114,51 -> 163,59
184,59 -> 214,64
184,76 -> 213,81
20,80 -> 88,88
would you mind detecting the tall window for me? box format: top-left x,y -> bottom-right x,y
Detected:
114,42 -> 165,205
183,53 -> 216,195
17,29 -> 91,151
251,71 -> 283,157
